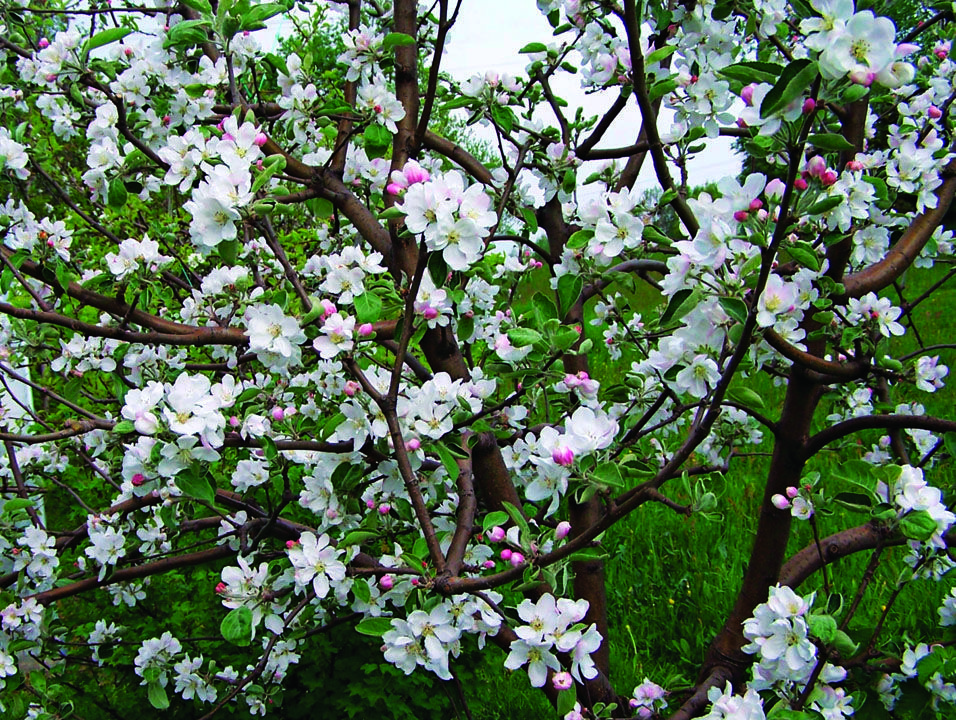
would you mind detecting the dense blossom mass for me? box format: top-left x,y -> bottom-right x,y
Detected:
0,0 -> 954,718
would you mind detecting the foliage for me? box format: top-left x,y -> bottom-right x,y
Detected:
0,0 -> 954,719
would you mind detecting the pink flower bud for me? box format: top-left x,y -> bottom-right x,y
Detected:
806,155 -> 827,179
286,540 -> 299,548
254,132 -> 268,147
422,306 -> 439,320
124,47 -> 133,57
928,105 -> 943,119
344,380 -> 361,397
756,209 -> 769,221
552,672 -> 574,690
271,407 -> 285,422
482,560 -> 496,569
794,177 -> 808,191
749,198 -> 763,211
848,69 -> 876,86
733,210 -> 749,222
379,574 -> 394,590
845,160 -> 864,171
320,299 -> 336,319
385,182 -> 405,196
552,446 -> 575,467
802,97 -> 816,114
488,526 -> 506,542
500,548 -> 513,561
509,552 -> 525,567
229,415 -> 240,427
821,170 -> 839,186
378,503 -> 391,515
131,473 -> 146,487
786,485 -> 800,499
935,48 -> 948,60
215,582 -> 227,594
405,437 -> 421,451
740,84 -> 756,106
411,578 -> 420,586
358,323 -> 374,337
403,161 -> 430,185
366,499 -> 376,509
556,521 -> 572,540
38,38 -> 50,49
765,178 -> 786,200
771,494 -> 791,510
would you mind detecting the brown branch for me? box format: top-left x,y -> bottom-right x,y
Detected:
802,413 -> 956,459
778,523 -> 903,589
843,159 -> 956,298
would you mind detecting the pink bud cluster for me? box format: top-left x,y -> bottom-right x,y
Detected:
803,156 -> 838,187
386,160 -> 430,196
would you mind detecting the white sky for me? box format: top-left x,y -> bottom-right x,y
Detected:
441,0 -> 740,191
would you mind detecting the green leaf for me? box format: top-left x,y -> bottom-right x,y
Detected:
648,77 -> 678,102
520,207 -> 538,234
808,613 -> 838,644
435,442 -> 460,482
501,501 -> 531,543
220,606 -> 253,647
112,420 -> 136,434
354,291 -> 383,323
85,27 -> 134,53
718,297 -> 748,324
806,195 -> 843,215
181,0 -> 213,14
107,178 -> 128,208
568,548 -> 608,562
482,511 -> 510,533
532,293 -> 558,324
593,462 -> 625,488
352,578 -> 371,604
660,288 -> 698,327
147,681 -> 170,710
557,689 -> 577,716
260,435 -> 279,462
264,52 -> 289,77
833,491 -> 873,512
727,386 -> 765,410
787,240 -> 821,271
718,60 -> 783,85
241,3 -> 289,30
489,105 -> 515,133
340,530 -> 378,547
507,327 -> 543,347
163,19 -> 211,49
831,628 -> 859,656
379,206 -> 406,220
566,229 -> 593,249
557,274 -> 583,318
900,510 -> 938,541
645,45 -> 677,65
518,42 -> 548,54
808,133 -> 855,152
355,617 -> 394,636
760,59 -> 817,118
363,124 -> 392,151
382,32 -> 416,51
219,239 -> 239,265
2,498 -> 35,516
177,472 -> 216,505
642,225 -> 671,245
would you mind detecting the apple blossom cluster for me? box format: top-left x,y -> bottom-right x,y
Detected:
503,594 -> 603,687
877,642 -> 956,713
398,167 -> 498,271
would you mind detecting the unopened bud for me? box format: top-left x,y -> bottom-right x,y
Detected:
556,521 -> 572,540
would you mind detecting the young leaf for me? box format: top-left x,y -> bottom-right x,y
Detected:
760,59 -> 817,118
220,606 -> 253,647
355,617 -> 394,636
